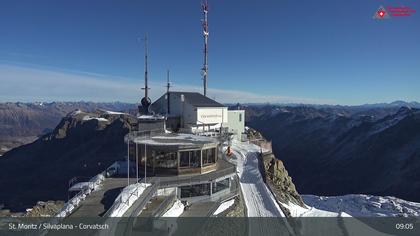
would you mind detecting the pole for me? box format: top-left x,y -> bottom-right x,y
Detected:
201,1 -> 209,96
144,144 -> 147,184
144,35 -> 149,99
127,141 -> 130,186
136,143 -> 139,183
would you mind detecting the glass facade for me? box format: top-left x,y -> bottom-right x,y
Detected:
180,183 -> 211,198
212,178 -> 230,193
154,151 -> 177,169
202,148 -> 216,166
179,150 -> 201,168
132,142 -> 218,174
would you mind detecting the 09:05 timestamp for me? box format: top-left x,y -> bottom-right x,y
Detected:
395,223 -> 414,230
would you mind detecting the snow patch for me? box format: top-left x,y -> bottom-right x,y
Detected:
105,110 -> 126,115
107,183 -> 151,217
82,115 -> 109,122
162,199 -> 184,217
213,199 -> 235,215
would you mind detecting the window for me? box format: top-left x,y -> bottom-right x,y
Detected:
180,151 -> 189,167
212,178 -> 230,193
180,183 -> 211,198
202,148 -> 216,166
155,151 -> 177,169
179,150 -> 201,168
239,113 -> 242,122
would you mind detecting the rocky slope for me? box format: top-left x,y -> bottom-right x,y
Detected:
249,130 -> 305,217
247,105 -> 420,202
0,110 -> 137,212
0,102 -> 135,155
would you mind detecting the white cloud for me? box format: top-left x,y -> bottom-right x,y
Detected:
0,64 -> 333,104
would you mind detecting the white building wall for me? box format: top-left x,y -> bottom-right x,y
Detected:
196,107 -> 228,125
227,110 -> 245,139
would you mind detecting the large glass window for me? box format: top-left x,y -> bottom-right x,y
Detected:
180,183 -> 211,198
139,145 -> 153,167
212,178 -> 230,194
202,148 -> 216,166
191,150 -> 200,168
179,150 -> 201,168
180,151 -> 189,167
154,151 -> 177,169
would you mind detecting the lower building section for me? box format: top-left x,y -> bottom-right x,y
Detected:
176,176 -> 235,203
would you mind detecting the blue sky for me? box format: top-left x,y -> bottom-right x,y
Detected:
0,0 -> 419,105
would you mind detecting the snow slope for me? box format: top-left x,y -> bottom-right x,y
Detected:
303,194 -> 420,217
230,139 -> 284,217
229,140 -> 294,235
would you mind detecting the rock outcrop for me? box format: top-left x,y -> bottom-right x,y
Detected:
0,110 -> 137,212
248,128 -> 306,216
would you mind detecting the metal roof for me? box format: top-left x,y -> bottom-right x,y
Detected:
169,92 -> 225,107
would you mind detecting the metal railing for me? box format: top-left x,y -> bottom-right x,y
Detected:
56,171 -> 106,217
151,164 -> 236,188
125,129 -> 164,142
103,181 -> 159,217
151,193 -> 177,217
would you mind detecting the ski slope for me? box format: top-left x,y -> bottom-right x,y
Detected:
230,140 -> 284,217
229,140 -> 294,236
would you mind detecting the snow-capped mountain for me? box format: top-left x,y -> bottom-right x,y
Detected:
246,105 -> 420,203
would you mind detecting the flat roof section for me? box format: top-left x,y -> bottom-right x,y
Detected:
131,133 -> 218,150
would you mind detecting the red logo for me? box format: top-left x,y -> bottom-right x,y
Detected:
374,5 -> 416,19
373,6 -> 389,19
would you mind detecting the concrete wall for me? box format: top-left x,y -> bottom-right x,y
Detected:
227,110 -> 245,139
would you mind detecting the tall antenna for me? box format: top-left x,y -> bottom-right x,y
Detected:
201,1 -> 209,97
139,35 -> 151,114
166,69 -> 171,94
143,35 -> 149,99
166,69 -> 171,115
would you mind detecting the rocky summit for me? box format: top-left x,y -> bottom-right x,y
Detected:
0,110 -> 136,212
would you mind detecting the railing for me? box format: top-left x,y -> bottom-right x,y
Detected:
125,129 -> 164,142
152,164 -> 236,188
103,181 -> 159,217
56,171 -> 106,217
124,182 -> 160,217
152,194 -> 177,217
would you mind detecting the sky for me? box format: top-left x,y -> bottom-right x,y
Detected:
0,0 -> 419,105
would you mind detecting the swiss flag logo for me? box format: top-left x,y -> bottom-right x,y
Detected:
373,6 -> 389,19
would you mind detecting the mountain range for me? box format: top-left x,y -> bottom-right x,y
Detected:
1,100 -> 419,211
246,104 -> 420,202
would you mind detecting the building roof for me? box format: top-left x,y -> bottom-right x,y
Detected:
169,92 -> 225,108
130,133 -> 218,150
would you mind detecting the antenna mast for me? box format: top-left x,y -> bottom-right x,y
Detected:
166,69 -> 171,115
166,69 -> 171,94
139,35 -> 151,114
143,35 -> 149,99
201,1 -> 209,96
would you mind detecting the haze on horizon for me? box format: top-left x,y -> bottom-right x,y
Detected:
0,0 -> 419,105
